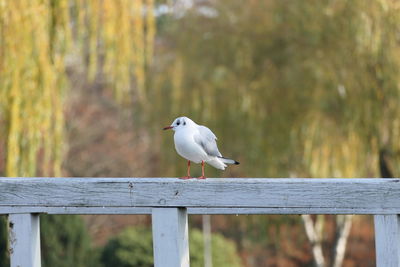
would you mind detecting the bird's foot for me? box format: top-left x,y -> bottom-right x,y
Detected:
197,176 -> 206,179
179,176 -> 192,180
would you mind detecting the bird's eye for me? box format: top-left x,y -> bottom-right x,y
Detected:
176,121 -> 180,125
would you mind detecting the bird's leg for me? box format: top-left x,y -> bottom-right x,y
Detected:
197,161 -> 206,179
180,161 -> 192,179
187,160 -> 191,178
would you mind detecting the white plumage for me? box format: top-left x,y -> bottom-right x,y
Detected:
164,116 -> 239,179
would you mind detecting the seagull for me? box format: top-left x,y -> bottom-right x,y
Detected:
163,116 -> 239,179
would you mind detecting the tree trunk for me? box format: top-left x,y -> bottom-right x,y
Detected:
332,215 -> 353,267
301,214 -> 325,267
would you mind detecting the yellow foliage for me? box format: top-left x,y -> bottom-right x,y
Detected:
0,0 -> 155,177
303,115 -> 379,178
83,0 -> 154,104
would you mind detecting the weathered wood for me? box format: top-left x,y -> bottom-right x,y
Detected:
2,177 -> 400,267
374,215 -> 400,267
2,206 -> 399,215
1,178 -> 400,214
152,208 -> 190,267
8,214 -> 41,267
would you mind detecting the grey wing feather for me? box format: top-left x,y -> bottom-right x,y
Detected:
194,125 -> 222,157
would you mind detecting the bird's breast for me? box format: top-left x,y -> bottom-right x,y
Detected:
174,131 -> 207,163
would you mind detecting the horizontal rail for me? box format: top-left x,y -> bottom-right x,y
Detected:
2,177 -> 400,267
1,177 -> 400,214
1,207 -> 392,215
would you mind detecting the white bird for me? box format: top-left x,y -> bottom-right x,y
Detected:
163,116 -> 239,179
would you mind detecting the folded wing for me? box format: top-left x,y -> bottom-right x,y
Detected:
194,125 -> 222,157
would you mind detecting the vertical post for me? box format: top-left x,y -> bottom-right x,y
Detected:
202,215 -> 213,267
152,208 -> 190,267
374,215 -> 400,267
8,214 -> 41,267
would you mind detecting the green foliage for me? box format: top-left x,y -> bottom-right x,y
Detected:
151,0 -> 400,179
0,215 -> 99,267
0,216 -> 8,267
40,215 -> 100,267
101,226 -> 242,267
189,228 -> 242,267
101,226 -> 154,267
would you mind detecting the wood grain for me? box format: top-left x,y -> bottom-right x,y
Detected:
0,178 -> 399,214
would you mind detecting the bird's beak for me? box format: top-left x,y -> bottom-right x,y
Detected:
163,126 -> 173,130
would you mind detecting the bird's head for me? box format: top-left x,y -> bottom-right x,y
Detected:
163,117 -> 194,131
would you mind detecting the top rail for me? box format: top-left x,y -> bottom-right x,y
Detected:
0,177 -> 399,215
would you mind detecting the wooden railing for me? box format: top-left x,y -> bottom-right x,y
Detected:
1,178 -> 400,267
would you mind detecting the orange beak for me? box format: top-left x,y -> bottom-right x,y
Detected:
163,126 -> 173,130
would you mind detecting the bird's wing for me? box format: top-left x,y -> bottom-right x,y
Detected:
194,125 -> 222,157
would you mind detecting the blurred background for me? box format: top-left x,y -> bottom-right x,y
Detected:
1,0 -> 400,266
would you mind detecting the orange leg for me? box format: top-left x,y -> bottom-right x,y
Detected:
180,161 -> 192,179
197,161 -> 206,179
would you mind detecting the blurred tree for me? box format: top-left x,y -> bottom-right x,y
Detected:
101,226 -> 242,267
0,216 -> 8,267
153,0 -> 400,179
40,214 -> 100,267
190,227 -> 242,267
0,0 -> 155,266
0,0 -> 155,177
101,226 -> 154,267
0,0 -> 68,177
150,0 -> 400,265
0,214 -> 100,267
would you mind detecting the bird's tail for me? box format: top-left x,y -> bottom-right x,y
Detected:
218,156 -> 240,165
206,157 -> 240,170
